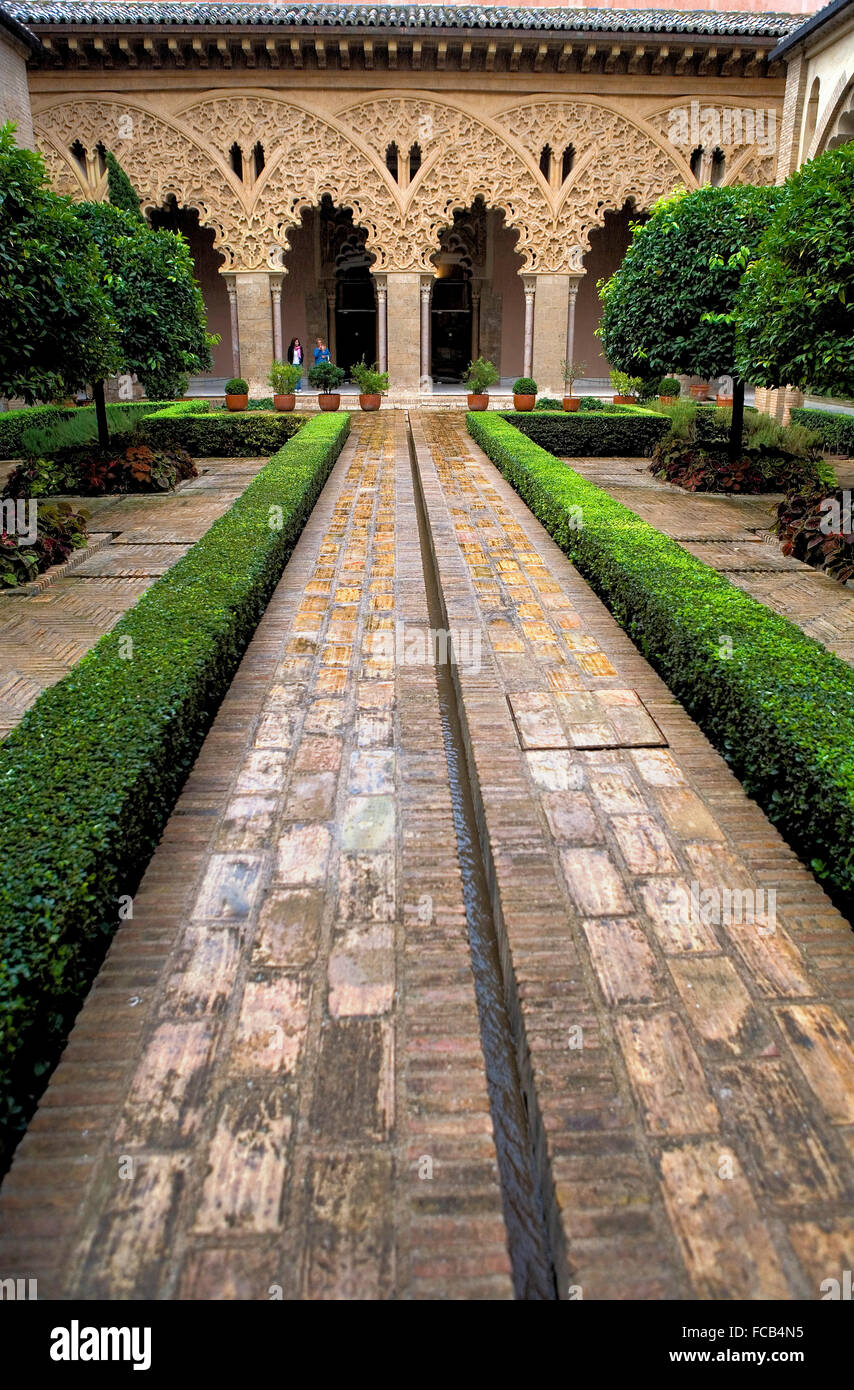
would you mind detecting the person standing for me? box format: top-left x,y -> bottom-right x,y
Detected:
288,337 -> 303,390
313,337 -> 331,365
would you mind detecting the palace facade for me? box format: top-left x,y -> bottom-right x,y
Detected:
2,3 -> 844,397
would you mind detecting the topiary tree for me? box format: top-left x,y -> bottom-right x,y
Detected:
105,151 -> 143,221
0,121 -> 119,404
74,200 -> 213,443
598,184 -> 778,458
735,142 -> 854,399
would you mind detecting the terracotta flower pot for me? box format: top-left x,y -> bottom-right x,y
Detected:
658,395 -> 678,406
716,394 -> 734,408
513,393 -> 536,412
467,393 -> 490,411
225,393 -> 248,412
359,393 -> 381,412
317,393 -> 341,412
689,382 -> 710,400
613,395 -> 636,405
273,393 -> 296,412
562,396 -> 580,412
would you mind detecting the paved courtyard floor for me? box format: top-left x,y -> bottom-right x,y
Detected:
0,458 -> 265,737
566,455 -> 854,667
0,412 -> 852,1300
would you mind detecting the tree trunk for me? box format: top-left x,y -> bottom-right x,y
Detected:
728,376 -> 745,464
93,379 -> 110,449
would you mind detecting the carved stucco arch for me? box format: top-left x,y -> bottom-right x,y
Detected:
338,95 -> 549,269
810,70 -> 854,157
646,100 -> 778,187
32,97 -> 246,264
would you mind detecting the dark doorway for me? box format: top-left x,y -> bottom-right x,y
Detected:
431,273 -> 472,383
336,269 -> 377,378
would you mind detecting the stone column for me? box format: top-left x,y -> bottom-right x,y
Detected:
224,273 -> 241,380
269,274 -> 284,363
384,271 -> 421,395
530,274 -> 571,395
231,271 -> 274,396
471,285 -> 481,362
375,277 -> 388,372
566,276 -> 582,368
420,275 -> 433,388
326,290 -> 337,362
522,275 -> 536,380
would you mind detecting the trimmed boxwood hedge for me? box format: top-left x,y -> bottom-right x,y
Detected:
500,407 -> 669,457
790,407 -> 854,457
142,407 -> 302,457
468,411 -> 854,904
0,410 -> 350,1166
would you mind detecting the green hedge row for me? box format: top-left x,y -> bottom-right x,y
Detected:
499,408 -> 670,457
468,411 -> 854,902
142,408 -> 302,457
0,400 -> 185,458
0,410 -> 350,1166
790,407 -> 854,457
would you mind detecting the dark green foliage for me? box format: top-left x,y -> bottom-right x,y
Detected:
142,408 -> 302,457
534,397 -> 564,411
735,143 -> 854,397
225,377 -> 249,394
790,407 -> 854,457
0,500 -> 88,588
0,122 -> 119,402
659,378 -> 682,397
0,411 -> 350,1168
105,151 -> 143,221
308,362 -> 346,391
467,411 -> 854,907
512,377 -> 538,394
598,184 -> 778,379
651,406 -> 826,494
74,201 -> 212,399
500,407 -> 669,457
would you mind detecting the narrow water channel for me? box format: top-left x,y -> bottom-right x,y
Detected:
406,413 -> 557,1301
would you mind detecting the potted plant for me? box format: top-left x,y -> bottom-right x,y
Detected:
658,377 -> 682,406
610,370 -> 642,406
463,357 -> 500,410
225,376 -> 249,412
512,376 -> 538,411
689,377 -> 711,400
308,361 -> 347,411
350,358 -> 389,411
561,358 -> 587,413
267,360 -> 302,412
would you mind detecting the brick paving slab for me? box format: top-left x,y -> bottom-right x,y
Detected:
0,414 -> 512,1301
414,412 -> 854,1301
0,459 -> 266,737
567,456 -> 854,668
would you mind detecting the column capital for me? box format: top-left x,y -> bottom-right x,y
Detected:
420,274 -> 434,302
523,274 -> 537,302
374,274 -> 388,305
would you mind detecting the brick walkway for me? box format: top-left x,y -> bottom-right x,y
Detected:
0,458 -> 264,737
565,455 -> 854,667
1,412 -> 852,1300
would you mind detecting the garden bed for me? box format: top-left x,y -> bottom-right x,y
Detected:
141,404 -> 303,457
467,410 -> 854,906
0,410 -> 349,1168
790,406 -> 854,457
0,399 -> 179,459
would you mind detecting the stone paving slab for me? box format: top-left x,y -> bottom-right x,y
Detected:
0,415 -> 513,1301
0,459 -> 266,737
415,412 -> 854,1300
566,456 -> 854,667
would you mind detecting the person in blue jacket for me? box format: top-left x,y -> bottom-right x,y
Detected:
314,337 -> 331,365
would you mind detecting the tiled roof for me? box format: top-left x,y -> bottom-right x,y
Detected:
4,3 -> 803,38
0,0 -> 41,46
771,0 -> 854,57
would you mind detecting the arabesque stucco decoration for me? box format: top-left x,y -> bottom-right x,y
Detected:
32,88 -> 778,276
